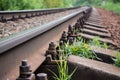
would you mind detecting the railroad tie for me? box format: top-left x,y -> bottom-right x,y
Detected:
80,7 -> 115,45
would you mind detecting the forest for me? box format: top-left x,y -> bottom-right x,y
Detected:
0,0 -> 120,13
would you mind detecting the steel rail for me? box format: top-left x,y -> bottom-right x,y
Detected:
0,7 -> 80,21
0,7 -> 91,80
0,7 -> 90,54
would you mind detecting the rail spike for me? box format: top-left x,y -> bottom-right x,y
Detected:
67,25 -> 74,38
79,17 -> 84,28
75,22 -> 80,31
16,60 -> 35,80
68,37 -> 74,45
59,40 -> 64,48
68,25 -> 73,33
60,31 -> 67,43
83,11 -> 87,20
45,42 -> 58,60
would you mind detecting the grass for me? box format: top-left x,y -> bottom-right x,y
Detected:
65,38 -> 99,60
113,52 -> 120,67
89,36 -> 109,49
97,1 -> 120,14
48,48 -> 77,80
64,36 -> 110,60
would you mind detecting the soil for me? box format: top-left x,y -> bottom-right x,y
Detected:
97,8 -> 120,50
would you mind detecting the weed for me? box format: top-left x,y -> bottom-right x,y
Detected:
89,36 -> 109,49
65,39 -> 99,59
113,52 -> 120,67
48,47 -> 77,80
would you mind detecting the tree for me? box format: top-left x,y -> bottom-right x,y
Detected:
43,0 -> 64,8
112,0 -> 120,3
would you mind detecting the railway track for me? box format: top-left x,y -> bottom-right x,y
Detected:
0,6 -> 89,80
0,7 -> 80,22
0,6 -> 119,80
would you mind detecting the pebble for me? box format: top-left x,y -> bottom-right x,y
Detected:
0,8 -> 81,38
97,8 -> 120,50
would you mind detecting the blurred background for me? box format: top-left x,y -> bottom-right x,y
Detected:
0,0 -> 120,13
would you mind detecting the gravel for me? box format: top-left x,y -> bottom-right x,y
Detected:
97,8 -> 120,50
0,8 -> 81,38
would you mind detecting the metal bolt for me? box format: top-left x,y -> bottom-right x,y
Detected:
16,60 -> 35,80
67,25 -> 74,38
75,22 -> 79,30
46,55 -> 52,63
80,19 -> 84,28
48,42 -> 56,50
36,73 -> 48,80
46,42 -> 57,60
67,31 -> 72,39
59,40 -> 64,46
68,25 -> 73,33
68,37 -> 74,45
60,31 -> 67,43
82,17 -> 85,24
19,60 -> 31,78
63,31 -> 67,38
59,40 -> 65,50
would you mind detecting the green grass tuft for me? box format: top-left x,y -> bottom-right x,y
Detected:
113,52 -> 120,67
65,39 -> 99,59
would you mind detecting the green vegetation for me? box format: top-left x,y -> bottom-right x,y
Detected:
65,39 -> 99,60
64,36 -> 109,60
0,0 -> 74,10
73,0 -> 120,14
0,0 -> 44,10
1,0 -> 120,14
113,52 -> 120,67
89,37 -> 109,49
49,51 -> 76,80
100,1 -> 120,14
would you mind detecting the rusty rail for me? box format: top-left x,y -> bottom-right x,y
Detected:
0,7 -> 91,54
16,7 -> 92,80
0,7 -> 80,22
15,7 -> 119,80
0,6 -> 92,80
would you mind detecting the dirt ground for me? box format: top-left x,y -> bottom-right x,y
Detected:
97,8 -> 120,50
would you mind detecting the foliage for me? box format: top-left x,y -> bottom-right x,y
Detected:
0,0 -> 75,10
65,39 -> 99,59
43,0 -> 63,8
113,52 -> 120,67
48,51 -> 77,80
0,0 -> 120,13
101,1 -> 120,14
72,0 -> 120,14
112,0 -> 120,3
0,0 -> 44,10
89,36 -> 109,49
